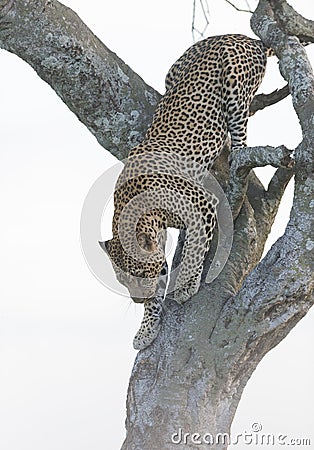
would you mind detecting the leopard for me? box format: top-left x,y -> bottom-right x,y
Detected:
100,34 -> 272,350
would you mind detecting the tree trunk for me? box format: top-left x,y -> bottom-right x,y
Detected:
123,3 -> 314,447
0,1 -> 313,449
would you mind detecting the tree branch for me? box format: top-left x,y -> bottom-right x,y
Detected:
1,1 -> 313,448
202,142 -> 291,298
0,0 -> 14,19
0,0 -> 161,159
228,144 -> 294,218
269,0 -> 314,43
224,0 -> 253,14
265,165 -> 293,208
249,84 -> 290,115
223,0 -> 314,354
192,0 -> 210,42
221,162 -> 293,297
249,166 -> 293,248
192,0 -> 314,404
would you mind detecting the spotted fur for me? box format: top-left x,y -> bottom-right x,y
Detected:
101,34 -> 271,350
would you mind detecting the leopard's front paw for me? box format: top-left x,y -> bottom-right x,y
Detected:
133,317 -> 161,350
133,299 -> 163,350
133,322 -> 161,350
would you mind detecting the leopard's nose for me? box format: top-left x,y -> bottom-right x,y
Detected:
131,296 -> 146,304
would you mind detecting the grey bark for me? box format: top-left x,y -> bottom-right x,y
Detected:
0,1 -> 313,449
0,0 -> 160,159
249,83 -> 290,115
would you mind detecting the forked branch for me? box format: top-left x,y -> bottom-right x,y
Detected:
0,2 -> 313,449
269,0 -> 314,43
228,145 -> 294,218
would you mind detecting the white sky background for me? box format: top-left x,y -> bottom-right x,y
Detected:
0,1 -> 313,449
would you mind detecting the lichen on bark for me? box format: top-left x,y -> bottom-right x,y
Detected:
0,0 -> 160,159
0,1 -> 313,449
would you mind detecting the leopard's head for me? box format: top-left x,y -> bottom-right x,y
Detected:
99,232 -> 165,303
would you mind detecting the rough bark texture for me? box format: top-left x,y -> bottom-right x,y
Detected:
121,4 -> 314,447
0,0 -> 160,159
1,1 -> 313,449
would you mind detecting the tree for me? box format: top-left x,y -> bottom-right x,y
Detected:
0,1 -> 313,449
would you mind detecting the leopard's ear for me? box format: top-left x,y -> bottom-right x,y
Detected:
137,232 -> 157,253
99,239 -> 112,256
